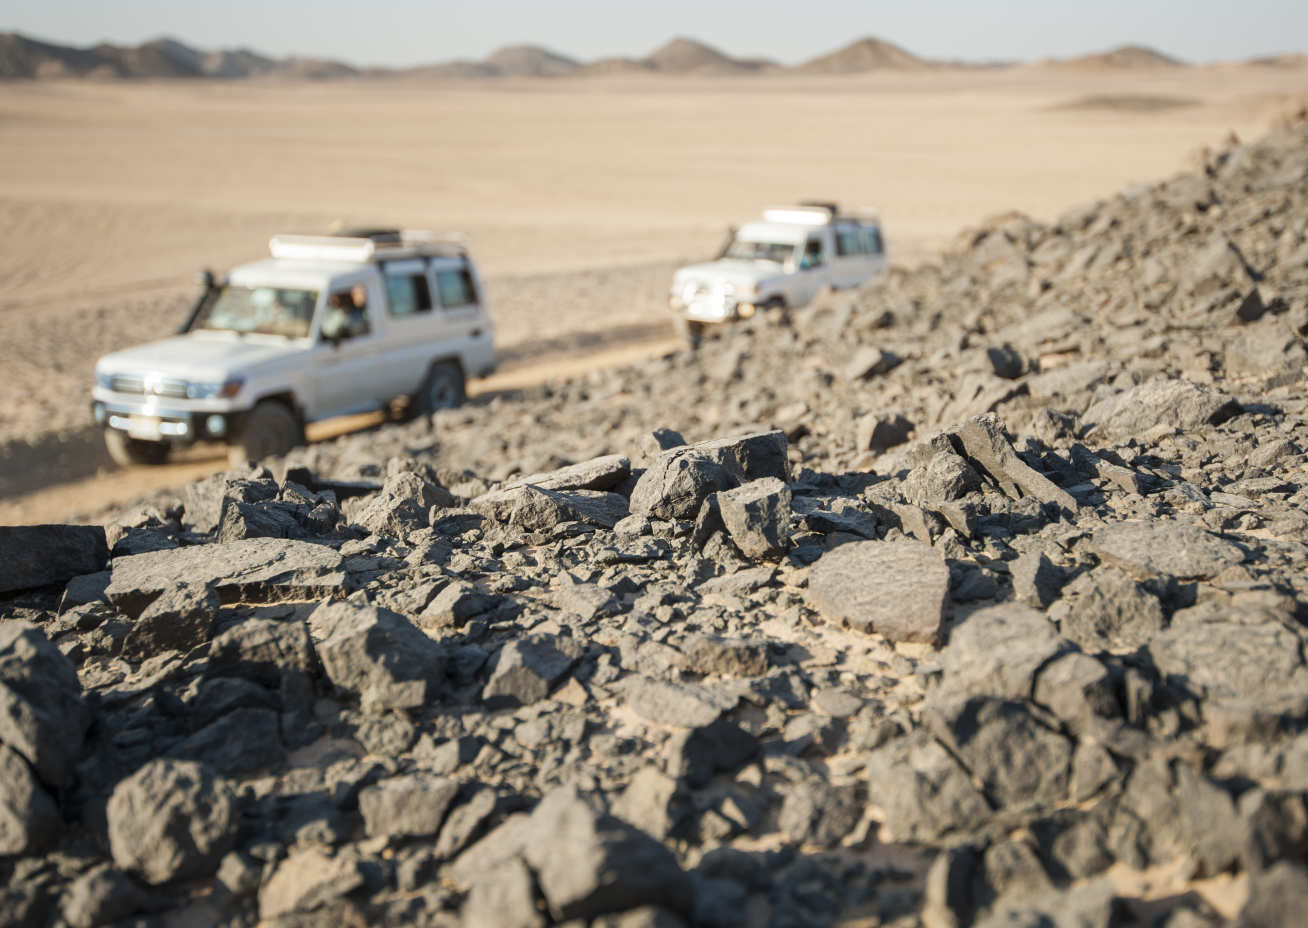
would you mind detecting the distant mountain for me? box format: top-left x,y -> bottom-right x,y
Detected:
797,36 -> 930,73
1043,44 -> 1186,70
644,37 -> 775,73
485,44 -> 580,77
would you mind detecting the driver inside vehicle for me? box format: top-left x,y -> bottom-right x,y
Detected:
322,284 -> 370,340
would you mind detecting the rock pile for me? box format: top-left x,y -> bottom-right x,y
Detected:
3,118 -> 1308,926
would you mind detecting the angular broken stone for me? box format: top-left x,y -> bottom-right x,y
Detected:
0,524 -> 108,594
0,744 -> 61,856
520,786 -> 694,922
308,601 -> 447,711
856,411 -> 915,453
482,635 -> 583,708
418,580 -> 495,630
107,759 -> 238,885
1088,520 -> 1244,580
358,773 -> 459,839
353,470 -> 454,538
120,583 -> 219,661
208,617 -> 317,686
805,540 -> 949,643
1081,379 -> 1240,440
499,453 -> 632,493
682,635 -> 769,677
629,431 -> 789,521
954,414 -> 1076,511
0,623 -> 88,789
715,477 -> 792,559
105,539 -> 346,616
258,847 -> 365,920
474,484 -> 628,531
617,676 -> 736,728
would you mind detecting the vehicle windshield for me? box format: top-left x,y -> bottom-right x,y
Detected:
191,285 -> 318,338
723,239 -> 796,264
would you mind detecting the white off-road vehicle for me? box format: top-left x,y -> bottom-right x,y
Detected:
669,202 -> 886,344
91,229 -> 495,467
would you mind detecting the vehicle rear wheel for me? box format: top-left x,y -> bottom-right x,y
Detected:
227,401 -> 302,468
416,361 -> 466,415
104,429 -> 171,468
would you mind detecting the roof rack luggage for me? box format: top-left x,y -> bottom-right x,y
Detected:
268,229 -> 467,263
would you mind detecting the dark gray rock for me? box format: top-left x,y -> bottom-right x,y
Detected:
120,582 -> 219,660
863,731 -> 991,843
617,676 -> 735,728
1010,549 -> 1066,608
208,617 -> 317,685
309,600 -> 447,711
105,538 -> 346,616
1148,620 -> 1308,702
359,772 -> 459,839
520,785 -> 694,921
985,344 -> 1026,379
1239,862 -> 1308,928
902,451 -> 982,504
935,603 -> 1069,704
666,718 -> 758,788
715,476 -> 792,559
418,580 -> 495,630
630,431 -> 789,521
354,470 -> 453,537
499,453 -> 632,492
0,524 -> 108,594
844,346 -> 902,380
1088,520 -> 1244,580
954,414 -> 1076,511
107,758 -> 238,885
856,412 -> 915,453
258,847 -> 365,919
1058,566 -> 1165,651
483,634 -> 583,707
169,706 -> 284,775
683,635 -> 769,677
805,539 -> 949,643
462,855 -> 545,928
59,866 -> 148,928
611,767 -> 693,839
475,484 -> 629,531
0,744 -> 61,855
0,622 -> 88,788
778,780 -> 861,847
217,497 -> 310,542
1082,379 -> 1240,440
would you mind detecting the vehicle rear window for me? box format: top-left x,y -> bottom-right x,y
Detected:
836,229 -> 863,256
436,268 -> 478,309
386,273 -> 433,317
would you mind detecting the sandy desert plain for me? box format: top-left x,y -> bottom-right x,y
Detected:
1,62 -> 1307,521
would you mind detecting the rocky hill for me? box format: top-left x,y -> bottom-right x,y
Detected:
1043,43 -> 1187,70
484,44 -> 581,77
3,115 -> 1308,925
796,36 -> 930,73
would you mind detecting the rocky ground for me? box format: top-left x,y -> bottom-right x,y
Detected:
3,111 -> 1308,927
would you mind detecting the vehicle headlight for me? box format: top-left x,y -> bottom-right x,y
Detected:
186,377 -> 245,399
95,372 -> 113,390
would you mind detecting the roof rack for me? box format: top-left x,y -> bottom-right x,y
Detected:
762,204 -> 838,226
268,229 -> 467,263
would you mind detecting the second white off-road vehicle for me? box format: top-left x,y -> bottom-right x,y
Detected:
91,229 -> 495,467
669,202 -> 886,344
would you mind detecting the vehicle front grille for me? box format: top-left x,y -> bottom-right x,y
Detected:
109,374 -> 190,398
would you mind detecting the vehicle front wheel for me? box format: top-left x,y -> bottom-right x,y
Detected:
416,361 -> 466,415
104,429 -> 171,467
227,401 -> 302,468
675,317 -> 706,349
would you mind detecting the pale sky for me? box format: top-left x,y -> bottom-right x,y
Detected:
6,0 -> 1306,68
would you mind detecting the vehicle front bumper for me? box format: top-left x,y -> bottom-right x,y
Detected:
90,391 -> 249,443
670,296 -> 758,323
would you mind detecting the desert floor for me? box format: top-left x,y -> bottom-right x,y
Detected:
2,64 -> 1306,519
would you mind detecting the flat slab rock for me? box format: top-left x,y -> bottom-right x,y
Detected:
104,539 -> 347,615
1088,520 -> 1244,580
805,539 -> 949,643
0,524 -> 108,595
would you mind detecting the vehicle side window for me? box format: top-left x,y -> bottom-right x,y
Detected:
800,237 -> 826,270
322,286 -> 371,341
863,226 -> 884,256
436,268 -> 478,309
836,229 -> 862,257
385,273 -> 433,318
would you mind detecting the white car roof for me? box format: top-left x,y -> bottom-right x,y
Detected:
735,222 -> 812,245
227,258 -> 371,291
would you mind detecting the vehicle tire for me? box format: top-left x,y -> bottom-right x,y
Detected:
416,360 -> 466,416
761,297 -> 790,325
675,317 -> 705,349
104,429 -> 171,468
227,401 -> 302,468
